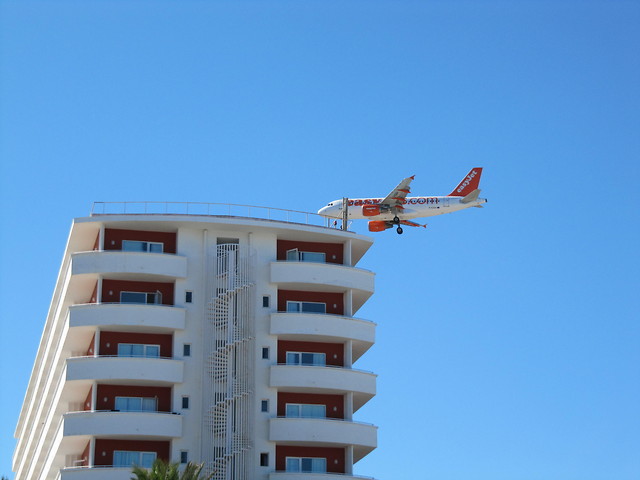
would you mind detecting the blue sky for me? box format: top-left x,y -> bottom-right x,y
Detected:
1,1 -> 639,478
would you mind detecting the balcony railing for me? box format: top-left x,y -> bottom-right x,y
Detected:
91,202 -> 344,229
275,416 -> 374,427
275,363 -> 374,375
66,408 -> 178,415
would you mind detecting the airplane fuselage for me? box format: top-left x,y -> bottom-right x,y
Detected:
318,195 -> 487,221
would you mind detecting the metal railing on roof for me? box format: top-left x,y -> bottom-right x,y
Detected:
91,201 -> 344,229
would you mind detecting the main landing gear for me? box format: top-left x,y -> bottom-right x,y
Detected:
393,216 -> 403,234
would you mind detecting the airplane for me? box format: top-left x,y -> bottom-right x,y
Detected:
317,168 -> 487,234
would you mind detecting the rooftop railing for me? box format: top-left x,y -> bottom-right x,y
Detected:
91,201 -> 344,229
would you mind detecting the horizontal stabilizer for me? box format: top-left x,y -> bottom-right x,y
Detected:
461,188 -> 481,204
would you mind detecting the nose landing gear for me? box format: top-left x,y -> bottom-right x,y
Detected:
396,226 -> 403,234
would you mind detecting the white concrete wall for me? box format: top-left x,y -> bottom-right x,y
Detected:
71,251 -> 187,279
63,411 -> 182,438
66,357 -> 184,384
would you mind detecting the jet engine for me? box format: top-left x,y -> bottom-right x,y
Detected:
362,205 -> 381,216
368,220 -> 390,232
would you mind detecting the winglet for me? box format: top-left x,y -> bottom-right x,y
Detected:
448,168 -> 483,197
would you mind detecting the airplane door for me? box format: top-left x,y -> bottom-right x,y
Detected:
442,197 -> 450,208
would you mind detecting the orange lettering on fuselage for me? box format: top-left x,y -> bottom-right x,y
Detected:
348,197 -> 438,206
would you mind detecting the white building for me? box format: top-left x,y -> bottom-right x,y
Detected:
13,204 -> 378,480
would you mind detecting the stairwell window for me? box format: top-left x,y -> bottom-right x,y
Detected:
113,451 -> 156,468
286,301 -> 326,314
122,240 -> 164,253
117,343 -> 160,358
286,249 -> 325,263
285,457 -> 327,473
286,352 -> 326,366
285,403 -> 326,418
120,291 -> 162,305
114,396 -> 157,412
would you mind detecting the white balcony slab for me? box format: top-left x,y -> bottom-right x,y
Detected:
270,418 -> 377,462
66,356 -> 183,385
63,411 -> 182,438
69,303 -> 185,332
270,365 -> 375,411
270,313 -> 375,361
270,262 -> 374,312
71,251 -> 187,279
61,467 -> 135,480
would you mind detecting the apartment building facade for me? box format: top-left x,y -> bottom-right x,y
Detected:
13,207 -> 377,480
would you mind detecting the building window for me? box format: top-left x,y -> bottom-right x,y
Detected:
262,296 -> 270,308
262,347 -> 269,360
182,396 -> 190,409
286,249 -> 326,263
261,400 -> 269,412
286,352 -> 326,366
285,403 -> 326,418
180,451 -> 188,464
117,343 -> 160,358
122,240 -> 164,253
120,291 -> 162,305
185,291 -> 193,303
115,396 -> 157,412
113,451 -> 156,468
183,344 -> 191,357
260,453 -> 269,467
286,301 -> 326,314
285,457 -> 326,473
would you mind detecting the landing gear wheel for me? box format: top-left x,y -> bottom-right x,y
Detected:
393,216 -> 400,224
397,226 -> 403,234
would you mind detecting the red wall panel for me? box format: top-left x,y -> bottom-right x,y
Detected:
104,229 -> 177,254
83,387 -> 93,411
101,280 -> 174,306
93,440 -> 170,466
275,446 -> 344,473
89,282 -> 98,304
96,385 -> 172,412
85,333 -> 96,356
277,240 -> 343,264
79,441 -> 90,467
277,392 -> 344,419
277,340 -> 343,366
277,290 -> 343,315
99,331 -> 173,358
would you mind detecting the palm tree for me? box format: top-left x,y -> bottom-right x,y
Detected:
131,459 -> 213,480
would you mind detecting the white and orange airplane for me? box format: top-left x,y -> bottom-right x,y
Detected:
318,168 -> 487,234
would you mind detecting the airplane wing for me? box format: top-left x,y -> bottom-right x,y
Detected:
379,175 -> 415,213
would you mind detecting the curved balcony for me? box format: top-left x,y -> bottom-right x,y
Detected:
270,313 -> 375,361
63,410 -> 182,438
69,303 -> 185,332
71,250 -> 187,280
270,262 -> 374,312
270,365 -> 375,411
270,475 -> 375,480
270,417 -> 377,462
61,467 -> 136,480
66,356 -> 183,385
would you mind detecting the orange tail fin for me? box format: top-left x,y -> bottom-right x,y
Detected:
448,167 -> 483,197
